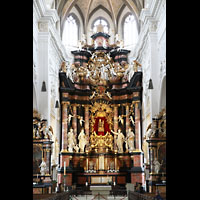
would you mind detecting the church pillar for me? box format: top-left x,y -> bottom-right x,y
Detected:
37,28 -> 51,125
148,20 -> 159,119
113,105 -> 118,152
134,101 -> 142,150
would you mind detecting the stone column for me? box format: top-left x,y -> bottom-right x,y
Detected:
131,101 -> 145,187
126,104 -> 130,134
148,20 -> 159,118
84,105 -> 90,150
72,104 -> 77,137
113,105 -> 118,152
61,102 -> 68,152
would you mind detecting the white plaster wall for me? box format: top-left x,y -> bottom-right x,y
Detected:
33,0 -> 68,166
133,0 -> 166,138
87,9 -> 115,45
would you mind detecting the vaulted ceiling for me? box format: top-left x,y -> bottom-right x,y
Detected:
56,0 -> 144,32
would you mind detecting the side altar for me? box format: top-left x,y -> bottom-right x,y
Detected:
57,26 -> 144,191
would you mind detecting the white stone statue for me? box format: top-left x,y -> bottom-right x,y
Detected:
40,121 -> 49,139
78,128 -> 87,153
111,129 -> 125,153
39,159 -> 47,176
153,158 -> 162,174
126,128 -> 135,152
67,128 -> 76,152
118,115 -> 124,125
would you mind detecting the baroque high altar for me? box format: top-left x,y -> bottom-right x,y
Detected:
57,27 -> 143,190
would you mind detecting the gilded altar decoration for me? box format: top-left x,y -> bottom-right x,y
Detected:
90,102 -> 113,136
90,131 -> 113,152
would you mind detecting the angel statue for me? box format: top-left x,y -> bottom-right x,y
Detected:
89,91 -> 96,99
67,114 -> 74,124
106,91 -> 112,99
118,115 -> 124,125
130,116 -> 135,126
40,120 -> 49,139
78,116 -> 85,127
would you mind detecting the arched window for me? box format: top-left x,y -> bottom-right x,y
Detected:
92,18 -> 109,33
62,15 -> 79,47
123,14 -> 138,47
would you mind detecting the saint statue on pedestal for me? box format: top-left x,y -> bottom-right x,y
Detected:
68,128 -> 76,152
153,158 -> 162,174
39,158 -> 47,176
78,128 -> 87,153
126,128 -> 135,152
111,129 -> 125,153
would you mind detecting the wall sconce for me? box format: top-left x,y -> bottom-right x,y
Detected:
55,100 -> 59,108
41,81 -> 47,92
148,79 -> 153,89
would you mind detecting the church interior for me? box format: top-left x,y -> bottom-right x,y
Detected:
33,0 -> 166,199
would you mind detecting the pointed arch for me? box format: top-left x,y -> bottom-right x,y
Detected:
88,5 -> 112,23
